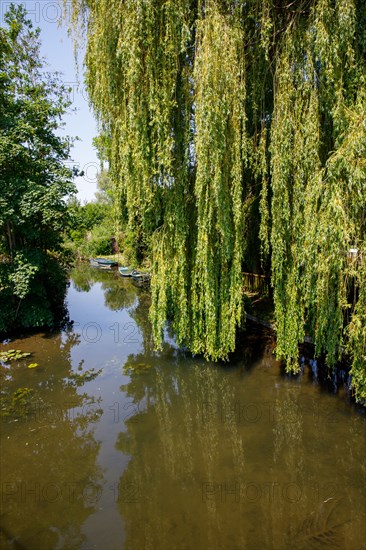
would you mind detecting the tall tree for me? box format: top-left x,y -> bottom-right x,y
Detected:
65,0 -> 366,401
0,4 -> 76,331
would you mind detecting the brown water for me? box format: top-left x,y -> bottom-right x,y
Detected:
0,264 -> 365,550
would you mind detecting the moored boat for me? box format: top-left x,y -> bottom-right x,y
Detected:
90,258 -> 118,267
118,267 -> 139,277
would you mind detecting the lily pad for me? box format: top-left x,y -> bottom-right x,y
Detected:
0,350 -> 33,363
27,363 -> 39,369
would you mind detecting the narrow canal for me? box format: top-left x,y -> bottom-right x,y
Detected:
1,264 -> 365,550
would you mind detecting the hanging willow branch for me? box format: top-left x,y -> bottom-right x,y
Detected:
64,0 -> 366,402
190,6 -> 247,359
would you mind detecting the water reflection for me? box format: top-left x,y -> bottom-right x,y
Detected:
0,330 -> 103,549
70,264 -> 136,312
116,353 -> 365,549
0,265 -> 364,550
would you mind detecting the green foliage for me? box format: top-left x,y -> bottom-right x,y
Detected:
346,249 -> 366,403
122,228 -> 141,266
66,0 -> 366,401
190,7 -> 246,359
0,250 -> 69,331
84,223 -> 114,256
9,250 -> 41,299
66,199 -> 108,244
0,349 -> 32,362
65,165 -> 121,259
65,198 -> 115,258
270,4 -> 366,391
0,4 -> 76,333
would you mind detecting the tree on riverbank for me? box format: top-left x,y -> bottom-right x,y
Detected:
0,4 -> 76,331
65,0 -> 365,401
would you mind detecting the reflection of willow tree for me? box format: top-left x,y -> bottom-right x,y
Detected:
70,263 -> 114,293
127,288 -> 154,354
70,264 -> 137,311
117,348 -> 366,549
103,279 -> 136,312
270,385 -> 366,550
116,361 -> 249,549
0,329 -> 104,550
269,385 -> 306,550
70,263 -> 94,293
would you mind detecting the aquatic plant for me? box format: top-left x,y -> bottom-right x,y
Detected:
0,350 -> 31,363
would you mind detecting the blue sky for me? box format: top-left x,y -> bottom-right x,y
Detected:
1,0 -> 99,202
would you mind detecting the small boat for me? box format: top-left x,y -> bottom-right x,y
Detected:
95,258 -> 118,266
118,267 -> 139,277
90,258 -> 118,267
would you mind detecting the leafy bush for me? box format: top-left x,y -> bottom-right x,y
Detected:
85,223 -> 114,256
0,250 -> 68,333
0,5 -> 76,333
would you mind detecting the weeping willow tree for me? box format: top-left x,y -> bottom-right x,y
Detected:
64,0 -> 366,401
269,1 -> 366,402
